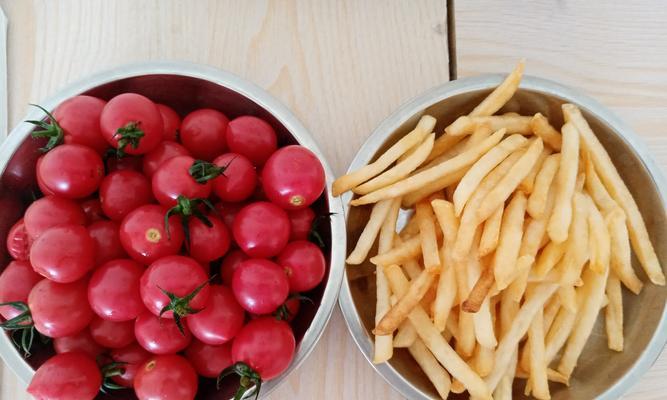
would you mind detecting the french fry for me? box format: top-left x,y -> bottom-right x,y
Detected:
446,115 -> 533,137
416,201 -> 441,271
558,285 -> 578,314
346,199 -> 394,264
471,344 -> 495,378
606,208 -> 643,294
479,206 -> 503,257
398,213 -> 420,239
408,338 -> 452,399
528,309 -> 550,400
371,235 -> 422,267
393,319 -> 417,348
519,147 -> 551,194
558,192 -> 589,287
530,112 -> 563,151
374,269 -> 436,335
542,295 -> 561,338
493,350 -> 518,400
401,167 -> 468,208
457,228 -> 483,357
527,153 -> 560,219
533,240 -> 566,277
586,195 -> 611,274
474,294 -> 498,348
425,132 -> 465,164
515,368 -> 570,386
333,115 -> 435,196
546,122 -> 579,243
544,303 -> 578,365
470,60 -> 525,117
463,264 -> 495,313
493,191 -> 528,290
583,154 -> 617,214
431,200 -> 459,331
445,116 -> 473,137
605,272 -> 624,352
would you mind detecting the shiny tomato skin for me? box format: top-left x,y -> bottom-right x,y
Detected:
24,195 -> 86,240
27,352 -> 102,400
119,205 -> 184,265
185,339 -> 232,378
262,145 -> 325,210
220,250 -> 249,286
53,95 -> 108,154
211,153 -> 257,202
80,198 -> 105,224
283,296 -> 301,322
38,144 -> 104,199
151,155 -> 212,207
226,116 -> 278,167
30,225 -> 95,283
100,93 -> 163,155
187,285 -> 244,345
0,260 -> 42,320
106,155 -> 144,173
215,201 -> 246,230
287,208 -> 315,241
87,220 -> 126,266
233,202 -> 290,258
6,218 -> 31,261
88,259 -> 144,321
277,240 -> 326,292
180,108 -> 229,161
89,316 -> 135,348
156,104 -> 181,142
109,342 -> 151,388
28,278 -> 94,338
188,215 -> 231,263
134,311 -> 192,354
134,354 -> 198,400
142,141 -> 190,178
100,170 -> 153,221
231,317 -> 295,380
232,259 -> 289,314
35,156 -> 55,196
53,330 -> 105,357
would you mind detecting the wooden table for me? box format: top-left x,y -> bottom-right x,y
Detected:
0,1 -> 665,399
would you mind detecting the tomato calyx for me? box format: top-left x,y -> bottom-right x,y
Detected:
217,361 -> 262,400
113,121 -> 144,156
164,195 -> 216,243
273,294 -> 312,321
188,158 -> 235,184
0,301 -> 41,358
308,212 -> 335,248
27,104 -> 64,152
99,361 -> 128,394
158,275 -> 215,335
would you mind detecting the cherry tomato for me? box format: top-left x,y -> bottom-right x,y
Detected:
35,156 -> 55,196
180,108 -> 229,161
282,296 -> 301,322
87,220 -> 126,266
89,316 -> 135,349
233,202 -> 290,258
100,170 -> 153,221
0,260 -> 41,320
232,317 -> 295,380
53,329 -> 105,357
134,311 -> 192,354
88,259 -> 144,321
30,225 -> 95,283
210,153 -> 257,202
37,144 -> 104,199
140,255 -> 210,319
27,352 -> 102,400
142,141 -> 190,178
2,137 -> 44,192
53,95 -> 108,154
152,155 -> 212,206
109,342 -> 151,388
119,205 -> 184,265
24,195 -> 85,240
106,155 -> 143,173
100,93 -> 163,155
187,285 -> 244,345
287,208 -> 315,241
277,241 -> 326,292
80,198 -> 105,224
188,215 -> 231,263
262,146 -> 325,210
215,201 -> 246,229
6,218 -> 31,261
134,354 -> 198,400
220,250 -> 249,286
232,259 -> 289,314
226,116 -> 278,166
156,104 -> 181,141
185,339 -> 232,378
28,278 -> 94,338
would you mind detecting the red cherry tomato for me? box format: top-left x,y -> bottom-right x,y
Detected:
188,215 -> 231,263
233,202 -> 290,258
277,241 -> 326,292
24,195 -> 85,240
152,155 -> 212,206
27,352 -> 102,400
89,316 -> 135,349
134,354 -> 198,400
100,170 -> 153,221
28,278 -> 94,338
30,225 -> 95,283
232,317 -> 295,380
232,259 -> 289,314
119,205 -> 184,265
53,329 -> 105,357
220,250 -> 249,286
226,116 -> 278,166
142,141 -> 190,178
134,311 -> 192,354
186,339 -> 232,378
262,146 -> 325,210
210,153 -> 257,202
35,156 -> 55,196
100,93 -> 163,155
283,296 -> 301,322
80,198 -> 105,224
109,342 -> 151,388
53,95 -> 108,154
156,104 -> 181,141
88,259 -> 144,321
140,255 -> 210,319
87,220 -> 126,266
0,260 -> 41,320
106,155 -> 143,173
287,208 -> 315,241
187,285 -> 244,345
37,144 -> 104,199
6,218 -> 31,261
215,201 -> 246,230
180,108 -> 229,161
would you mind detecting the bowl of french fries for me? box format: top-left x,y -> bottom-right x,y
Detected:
336,61 -> 667,400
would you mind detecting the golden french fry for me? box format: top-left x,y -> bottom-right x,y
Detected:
398,212 -> 419,239
374,269 -> 436,335
605,271 -> 624,352
416,201 -> 441,271
457,228 -> 483,357
479,206 -> 503,257
371,235 -> 421,266
547,122 -> 580,243
470,60 -> 525,117
445,116 -> 474,137
446,115 -> 533,137
519,147 -> 551,194
515,368 -> 570,386
409,338 -> 452,399
401,168 -> 468,208
346,199 -> 394,264
527,153 -> 560,219
463,265 -> 495,313
471,344 -> 495,378
533,240 -> 566,277
606,208 -> 643,294
450,379 -> 465,394
333,115 -> 435,196
473,294 -> 498,348
425,132 -> 465,164
393,319 -> 417,348
584,153 -> 617,214
558,285 -> 577,314
544,304 -> 578,365
558,192 -> 590,286
431,200 -> 459,331
528,309 -> 550,400
530,112 -> 563,151
586,195 -> 611,274
542,294 -> 561,336
493,350 -> 518,400
493,191 -> 528,290
466,122 -> 495,147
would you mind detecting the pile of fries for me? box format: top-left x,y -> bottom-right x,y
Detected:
334,61 -> 664,400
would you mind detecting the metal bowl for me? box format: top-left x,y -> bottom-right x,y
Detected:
339,75 -> 667,399
0,61 -> 346,399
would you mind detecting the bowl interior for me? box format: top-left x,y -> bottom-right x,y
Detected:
345,86 -> 667,399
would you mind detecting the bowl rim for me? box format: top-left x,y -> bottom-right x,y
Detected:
338,73 -> 667,400
0,61 -> 347,398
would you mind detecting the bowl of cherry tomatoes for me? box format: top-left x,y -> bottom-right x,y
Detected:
0,62 -> 345,400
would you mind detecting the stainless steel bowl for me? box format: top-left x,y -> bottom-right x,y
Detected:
339,75 -> 667,399
0,61 -> 346,399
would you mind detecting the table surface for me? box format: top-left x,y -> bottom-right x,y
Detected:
0,1 -> 665,399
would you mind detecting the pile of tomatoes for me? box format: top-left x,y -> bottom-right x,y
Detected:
0,92 -> 328,400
